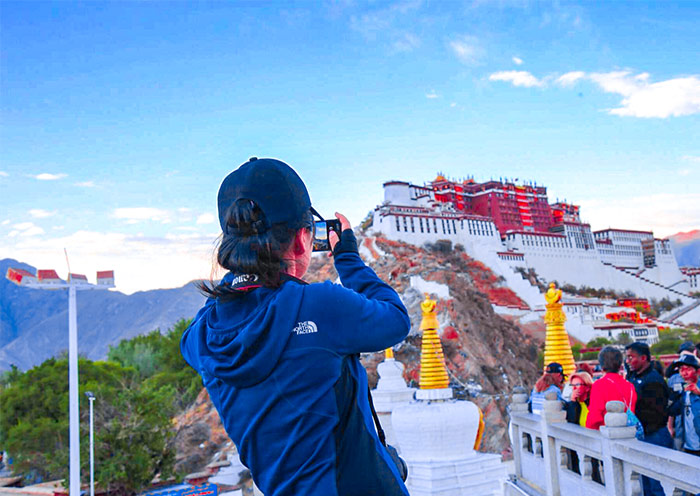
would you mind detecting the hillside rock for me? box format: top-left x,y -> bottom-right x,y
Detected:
173,388 -> 230,474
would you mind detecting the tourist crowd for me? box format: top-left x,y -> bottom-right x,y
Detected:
530,340 -> 700,496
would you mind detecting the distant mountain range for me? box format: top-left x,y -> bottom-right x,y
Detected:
0,258 -> 206,371
669,229 -> 700,267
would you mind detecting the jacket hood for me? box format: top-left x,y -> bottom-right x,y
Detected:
189,275 -> 305,388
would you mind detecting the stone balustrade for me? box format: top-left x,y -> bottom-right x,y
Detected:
506,386 -> 700,496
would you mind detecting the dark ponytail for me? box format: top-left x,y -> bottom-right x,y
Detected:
198,199 -> 313,299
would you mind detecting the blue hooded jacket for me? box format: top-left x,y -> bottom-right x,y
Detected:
180,247 -> 411,496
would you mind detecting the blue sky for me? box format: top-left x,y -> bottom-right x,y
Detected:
1,1 -> 698,293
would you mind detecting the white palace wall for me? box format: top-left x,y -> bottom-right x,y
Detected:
371,181 -> 695,310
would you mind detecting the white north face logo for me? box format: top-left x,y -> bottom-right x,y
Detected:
293,321 -> 318,335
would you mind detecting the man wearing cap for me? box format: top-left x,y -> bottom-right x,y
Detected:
668,354 -> 700,457
181,158 -> 411,496
625,342 -> 672,496
668,341 -> 699,450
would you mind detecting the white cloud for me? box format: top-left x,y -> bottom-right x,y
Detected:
10,222 -> 45,237
1,229 -> 220,294
29,209 -> 56,219
678,168 -> 692,176
75,181 -> 96,187
112,207 -> 171,223
0,171 -> 8,177
584,192 -> 700,238
196,213 -> 216,225
682,155 -> 700,163
588,71 -> 649,96
556,71 -> 586,86
605,75 -> 700,118
492,68 -> 700,118
512,56 -> 523,65
449,35 -> 483,65
489,70 -> 543,88
34,173 -> 67,180
391,33 -> 421,53
349,0 -> 422,42
1,220 -> 10,225
426,90 -> 439,99
450,102 -> 457,107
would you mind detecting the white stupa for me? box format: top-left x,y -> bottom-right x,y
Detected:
372,347 -> 416,447
392,294 -> 506,496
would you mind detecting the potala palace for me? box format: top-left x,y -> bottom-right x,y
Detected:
369,175 -> 700,343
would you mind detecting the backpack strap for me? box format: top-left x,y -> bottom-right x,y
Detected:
605,376 -> 634,410
367,386 -> 387,447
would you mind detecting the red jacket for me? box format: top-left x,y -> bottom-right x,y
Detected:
586,372 -> 637,430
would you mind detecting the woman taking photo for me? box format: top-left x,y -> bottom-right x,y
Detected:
180,158 -> 411,496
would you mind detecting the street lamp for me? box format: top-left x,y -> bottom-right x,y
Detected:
85,391 -> 95,496
5,267 -> 114,496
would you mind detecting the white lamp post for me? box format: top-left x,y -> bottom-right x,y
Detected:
85,391 -> 95,496
5,267 -> 114,496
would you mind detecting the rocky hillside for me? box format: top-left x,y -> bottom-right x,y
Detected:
175,235 -> 542,465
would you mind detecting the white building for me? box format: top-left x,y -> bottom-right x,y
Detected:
371,180 -> 697,315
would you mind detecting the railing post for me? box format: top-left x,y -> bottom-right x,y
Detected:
600,400 -> 638,496
509,386 -> 529,479
541,391 -> 566,496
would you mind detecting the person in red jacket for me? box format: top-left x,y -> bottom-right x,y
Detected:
586,346 -> 638,430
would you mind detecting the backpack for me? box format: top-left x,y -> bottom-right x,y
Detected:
625,408 -> 645,440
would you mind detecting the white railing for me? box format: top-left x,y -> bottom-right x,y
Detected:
506,387 -> 700,496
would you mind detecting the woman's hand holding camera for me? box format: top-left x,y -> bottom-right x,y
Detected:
328,213 -> 354,256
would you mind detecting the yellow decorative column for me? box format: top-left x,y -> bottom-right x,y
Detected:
416,293 -> 452,400
543,283 -> 576,378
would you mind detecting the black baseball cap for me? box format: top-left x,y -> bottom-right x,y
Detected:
545,362 -> 565,375
679,341 -> 696,354
217,157 -> 320,233
670,354 -> 700,374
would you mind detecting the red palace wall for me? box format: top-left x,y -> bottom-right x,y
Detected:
430,177 -> 555,235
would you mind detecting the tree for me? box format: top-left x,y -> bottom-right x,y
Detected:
107,319 -> 201,410
0,364 -> 22,391
586,337 -> 612,348
616,332 -> 632,345
0,358 -> 177,493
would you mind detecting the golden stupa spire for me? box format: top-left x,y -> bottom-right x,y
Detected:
418,293 -> 450,390
543,283 -> 576,378
385,347 -> 394,359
